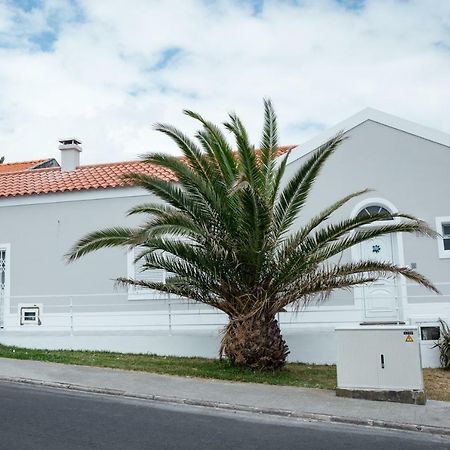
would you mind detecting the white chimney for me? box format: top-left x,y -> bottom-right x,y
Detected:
59,138 -> 82,172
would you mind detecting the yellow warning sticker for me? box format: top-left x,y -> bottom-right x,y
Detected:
405,335 -> 414,343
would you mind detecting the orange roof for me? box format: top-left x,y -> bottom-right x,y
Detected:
0,159 -> 49,174
0,146 -> 295,199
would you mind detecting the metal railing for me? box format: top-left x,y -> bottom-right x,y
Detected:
1,282 -> 448,334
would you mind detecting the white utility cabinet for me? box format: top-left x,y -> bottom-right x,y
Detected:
336,326 -> 424,391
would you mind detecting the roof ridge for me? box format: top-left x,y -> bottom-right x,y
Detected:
0,166 -> 60,176
287,108 -> 450,165
3,146 -> 297,171
78,159 -> 147,169
75,146 -> 298,169
0,158 -> 48,166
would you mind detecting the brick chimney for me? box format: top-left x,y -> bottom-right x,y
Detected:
59,138 -> 82,172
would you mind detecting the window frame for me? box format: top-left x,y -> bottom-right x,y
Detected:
420,325 -> 441,341
356,205 -> 394,221
126,248 -> 168,301
350,198 -> 400,230
435,217 -> 450,259
0,243 -> 11,329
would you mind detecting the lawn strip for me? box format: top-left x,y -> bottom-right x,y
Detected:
1,344 -> 449,401
0,344 -> 336,390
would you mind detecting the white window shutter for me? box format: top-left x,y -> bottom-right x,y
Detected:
127,248 -> 166,299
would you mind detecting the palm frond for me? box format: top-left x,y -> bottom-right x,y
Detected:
152,123 -> 213,182
69,100 -> 438,326
224,112 -> 262,190
184,109 -> 238,186
274,133 -> 345,238
260,98 -> 278,179
275,188 -> 372,265
67,227 -> 135,261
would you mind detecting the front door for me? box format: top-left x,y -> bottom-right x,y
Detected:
358,234 -> 400,321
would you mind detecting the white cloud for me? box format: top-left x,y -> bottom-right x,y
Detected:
0,0 -> 449,164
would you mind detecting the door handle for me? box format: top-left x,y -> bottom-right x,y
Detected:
381,354 -> 385,369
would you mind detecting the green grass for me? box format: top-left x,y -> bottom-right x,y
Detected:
2,344 -> 449,401
0,344 -> 336,390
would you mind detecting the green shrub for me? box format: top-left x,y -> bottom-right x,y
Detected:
433,319 -> 450,370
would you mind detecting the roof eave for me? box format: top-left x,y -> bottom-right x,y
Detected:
286,107 -> 450,165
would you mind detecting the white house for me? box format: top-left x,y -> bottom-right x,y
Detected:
1,108 -> 449,367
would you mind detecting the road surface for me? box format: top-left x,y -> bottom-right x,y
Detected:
0,381 -> 448,449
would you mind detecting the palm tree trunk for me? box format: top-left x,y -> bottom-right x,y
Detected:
220,314 -> 289,371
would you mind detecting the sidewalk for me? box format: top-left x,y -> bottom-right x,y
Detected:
1,357 -> 450,436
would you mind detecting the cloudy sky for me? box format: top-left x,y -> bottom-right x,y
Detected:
0,0 -> 449,164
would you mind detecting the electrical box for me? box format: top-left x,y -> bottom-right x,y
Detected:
409,317 -> 443,368
336,326 -> 425,404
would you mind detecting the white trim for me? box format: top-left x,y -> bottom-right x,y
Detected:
350,197 -> 398,219
435,216 -> 450,259
349,198 -> 407,322
127,249 -> 167,301
396,230 -> 409,321
0,186 -> 150,207
350,197 -> 408,319
286,107 -> 450,165
0,243 -> 11,328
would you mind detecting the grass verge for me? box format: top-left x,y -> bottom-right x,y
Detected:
423,368 -> 450,402
0,344 -> 335,389
1,344 -> 449,401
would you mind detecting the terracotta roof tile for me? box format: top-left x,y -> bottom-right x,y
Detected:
0,159 -> 49,174
0,146 -> 296,199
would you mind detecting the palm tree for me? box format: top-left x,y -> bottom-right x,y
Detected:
67,100 -> 438,371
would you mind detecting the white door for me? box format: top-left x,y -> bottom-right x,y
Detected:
359,234 -> 400,321
0,249 -> 6,328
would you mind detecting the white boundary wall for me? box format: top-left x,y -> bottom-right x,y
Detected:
1,291 -> 447,367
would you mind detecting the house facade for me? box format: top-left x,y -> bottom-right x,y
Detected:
1,109 -> 449,367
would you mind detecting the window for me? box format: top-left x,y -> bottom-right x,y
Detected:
442,224 -> 450,250
420,326 -> 440,341
357,205 -> 393,220
0,246 -> 9,329
127,248 -> 167,300
0,249 -> 6,294
436,217 -> 450,258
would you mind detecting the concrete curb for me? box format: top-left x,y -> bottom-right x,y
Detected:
1,375 -> 449,437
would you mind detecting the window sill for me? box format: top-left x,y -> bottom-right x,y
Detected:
127,292 -> 169,301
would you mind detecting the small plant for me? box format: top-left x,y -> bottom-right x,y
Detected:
433,319 -> 450,370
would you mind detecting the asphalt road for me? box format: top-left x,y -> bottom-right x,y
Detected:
0,381 -> 448,450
